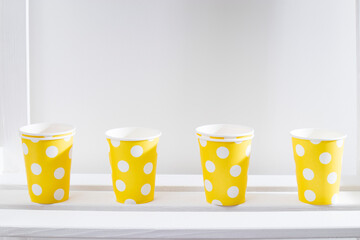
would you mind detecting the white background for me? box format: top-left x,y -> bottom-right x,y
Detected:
29,0 -> 357,175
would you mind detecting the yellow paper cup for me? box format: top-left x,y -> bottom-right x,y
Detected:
196,124 -> 254,206
19,123 -> 75,204
291,128 -> 346,205
106,127 -> 161,204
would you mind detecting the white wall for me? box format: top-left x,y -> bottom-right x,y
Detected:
30,0 -> 357,175
0,0 -> 29,173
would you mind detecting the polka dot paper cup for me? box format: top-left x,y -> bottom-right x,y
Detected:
106,127 -> 161,204
196,124 -> 254,206
19,123 -> 75,204
291,128 -> 346,205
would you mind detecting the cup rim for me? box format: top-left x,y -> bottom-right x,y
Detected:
21,132 -> 75,141
197,135 -> 254,142
290,128 -> 347,141
105,127 -> 161,141
19,123 -> 76,137
195,124 -> 254,138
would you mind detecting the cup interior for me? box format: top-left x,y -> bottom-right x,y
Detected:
106,127 -> 161,141
196,124 -> 254,138
20,123 -> 75,137
290,128 -> 346,141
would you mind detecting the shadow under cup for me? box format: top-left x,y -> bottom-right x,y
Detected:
106,127 -> 161,204
291,128 -> 346,205
19,123 -> 75,204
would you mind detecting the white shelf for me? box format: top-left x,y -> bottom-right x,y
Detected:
1,174 -> 360,239
1,190 -> 360,212
2,209 -> 360,239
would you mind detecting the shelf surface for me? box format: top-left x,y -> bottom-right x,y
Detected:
1,189 -> 360,212
1,174 -> 360,239
2,209 -> 360,239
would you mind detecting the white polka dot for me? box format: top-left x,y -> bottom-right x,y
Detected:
327,172 -> 337,184
200,139 -> 207,147
144,162 -> 153,174
141,183 -> 151,195
64,136 -> 71,142
32,184 -> 42,196
111,140 -> 120,147
331,193 -> 339,204
227,186 -> 239,198
296,144 -> 305,157
303,168 -> 314,180
46,146 -> 58,158
124,199 -> 136,204
216,147 -> 229,159
131,145 -> 143,158
31,138 -> 40,143
310,140 -> 321,144
148,138 -> 154,142
304,190 -> 316,202
246,145 -> 251,157
54,189 -> 65,200
22,143 -> 28,155
337,139 -> 344,147
205,161 -> 215,173
116,179 -> 126,192
212,200 -> 223,206
107,144 -> 110,153
69,147 -> 73,159
230,165 -> 241,177
31,163 -> 42,175
319,152 -> 331,164
54,167 -> 65,179
204,180 -> 212,191
118,160 -> 129,172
